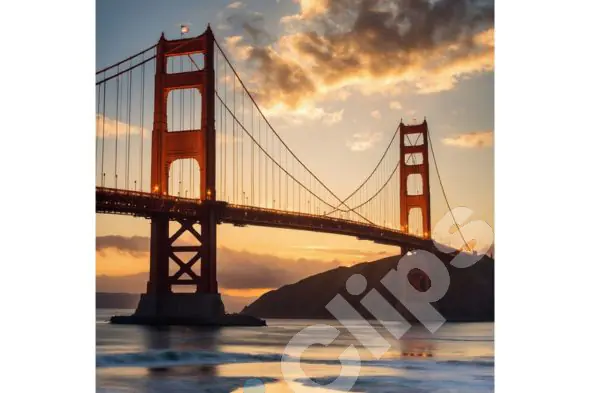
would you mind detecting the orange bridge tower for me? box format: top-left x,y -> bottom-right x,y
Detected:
134,26 -> 223,323
399,120 -> 432,243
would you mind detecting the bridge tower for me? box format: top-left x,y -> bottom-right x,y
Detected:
399,120 -> 431,241
135,26 -> 223,322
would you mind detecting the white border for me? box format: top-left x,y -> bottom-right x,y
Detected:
0,0 -> 95,391
1,0 -> 589,391
496,0 -> 590,391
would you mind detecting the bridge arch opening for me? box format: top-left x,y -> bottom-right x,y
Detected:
408,207 -> 424,237
166,87 -> 202,132
404,133 -> 424,146
404,152 -> 423,165
166,54 -> 204,75
168,158 -> 202,199
407,173 -> 424,196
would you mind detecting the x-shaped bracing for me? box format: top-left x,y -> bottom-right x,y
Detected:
168,219 -> 202,287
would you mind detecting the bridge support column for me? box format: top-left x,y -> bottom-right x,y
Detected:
122,211 -> 226,324
199,205 -> 218,294
147,214 -> 170,295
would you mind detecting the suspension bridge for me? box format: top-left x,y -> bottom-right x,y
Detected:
95,26 -> 466,325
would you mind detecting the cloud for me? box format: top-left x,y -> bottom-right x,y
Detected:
227,0 -> 494,112
370,110 -> 381,119
226,11 -> 274,46
96,237 -> 344,290
442,130 -> 493,148
266,103 -> 343,126
216,247 -> 341,289
96,235 -> 149,257
296,246 -> 391,259
225,35 -> 253,61
227,1 -> 244,9
96,114 -> 147,138
346,131 -> 382,152
389,101 -> 402,110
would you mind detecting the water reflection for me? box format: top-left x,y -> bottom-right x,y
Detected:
399,326 -> 436,358
142,326 -> 221,378
97,313 -> 493,393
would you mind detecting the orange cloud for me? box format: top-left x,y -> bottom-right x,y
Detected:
96,236 -> 343,289
370,110 -> 381,120
443,130 -> 493,148
389,101 -> 402,110
96,114 -> 147,138
226,0 -> 494,114
227,1 -> 244,9
346,131 -> 383,152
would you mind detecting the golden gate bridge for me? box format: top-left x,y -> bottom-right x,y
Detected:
95,26 -> 468,325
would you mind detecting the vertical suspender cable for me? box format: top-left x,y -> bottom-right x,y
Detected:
258,112 -> 261,206
427,129 -> 471,250
264,123 -> 271,207
233,74 -> 236,203
271,124 -> 274,208
114,66 -> 120,189
240,88 -> 246,205
278,144 -> 281,209
100,73 -> 106,187
250,101 -> 255,206
170,58 -> 175,195
224,59 -> 228,201
188,56 -> 197,198
180,56 -> 184,196
96,79 -> 101,167
140,55 -> 145,192
126,67 -> 132,190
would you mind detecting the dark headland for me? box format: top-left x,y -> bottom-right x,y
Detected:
241,253 -> 494,322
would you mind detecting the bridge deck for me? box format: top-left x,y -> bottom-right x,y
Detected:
96,187 -> 434,251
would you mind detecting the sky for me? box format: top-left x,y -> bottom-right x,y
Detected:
96,0 -> 494,311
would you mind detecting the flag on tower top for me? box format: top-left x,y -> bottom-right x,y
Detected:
180,25 -> 189,34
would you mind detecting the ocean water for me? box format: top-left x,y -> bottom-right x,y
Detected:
97,309 -> 494,393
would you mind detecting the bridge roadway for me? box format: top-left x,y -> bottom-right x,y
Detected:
96,187 -> 437,252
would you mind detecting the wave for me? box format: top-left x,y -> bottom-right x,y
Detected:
97,349 -> 493,371
436,359 -> 495,368
96,349 -> 283,368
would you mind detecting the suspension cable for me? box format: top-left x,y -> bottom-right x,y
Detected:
96,43 -> 157,74
325,124 -> 401,216
139,52 -> 145,192
426,129 -> 471,251
100,78 -> 106,187
114,66 -> 120,188
213,37 -> 365,219
126,68 -> 132,190
333,124 -> 401,213
96,55 -> 155,86
215,89 -> 373,222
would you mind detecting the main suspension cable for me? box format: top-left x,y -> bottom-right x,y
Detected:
426,130 -> 471,251
214,37 -> 371,223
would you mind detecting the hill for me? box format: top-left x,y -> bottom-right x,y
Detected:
241,253 -> 494,322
